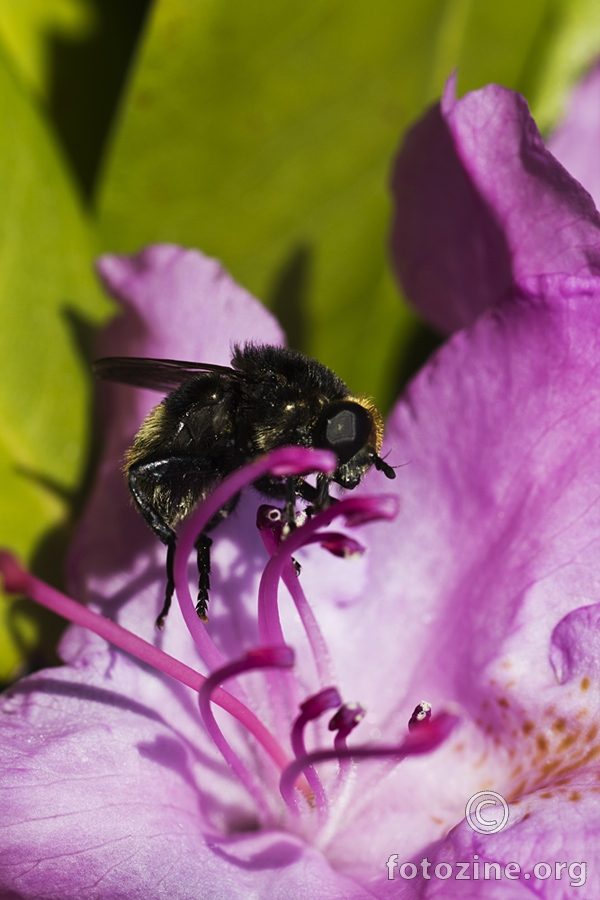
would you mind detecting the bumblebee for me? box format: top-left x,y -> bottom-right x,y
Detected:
94,343 -> 395,627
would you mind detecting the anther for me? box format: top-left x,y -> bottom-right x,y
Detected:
408,700 -> 432,731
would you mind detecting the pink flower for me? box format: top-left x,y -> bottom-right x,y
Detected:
388,69 -> 600,895
3,65 -> 600,896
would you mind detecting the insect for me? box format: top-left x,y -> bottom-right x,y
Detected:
94,343 -> 395,628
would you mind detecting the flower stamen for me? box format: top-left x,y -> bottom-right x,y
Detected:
279,711 -> 458,811
409,700 -> 433,731
290,687 -> 342,817
0,551 -> 292,776
173,447 -> 337,671
327,701 -> 367,803
199,645 -> 302,817
329,701 -> 366,752
257,494 -> 398,678
257,506 -> 335,687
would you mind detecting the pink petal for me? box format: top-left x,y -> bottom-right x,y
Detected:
548,61 -> 600,213
0,660 -> 368,900
421,773 -> 597,896
299,274 -> 600,875
390,75 -> 600,332
359,273 -> 600,724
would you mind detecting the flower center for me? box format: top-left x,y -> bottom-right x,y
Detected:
0,447 -> 457,834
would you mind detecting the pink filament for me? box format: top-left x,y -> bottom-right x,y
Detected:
289,687 -> 342,816
257,494 -> 398,652
328,701 -> 366,795
0,551 -> 291,775
329,702 -> 366,752
198,645 -> 297,816
173,447 -> 337,669
280,712 -> 458,810
257,507 -> 366,687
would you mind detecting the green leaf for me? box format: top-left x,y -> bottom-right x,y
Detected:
525,0 -> 600,132
426,0 -> 548,101
96,0 -> 584,412
0,47 -> 112,679
0,0 -> 95,97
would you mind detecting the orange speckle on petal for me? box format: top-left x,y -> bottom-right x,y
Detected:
536,735 -> 549,754
581,677 -> 590,691
581,745 -> 600,764
511,781 -> 527,799
558,734 -> 577,751
569,791 -> 582,802
539,760 -> 561,780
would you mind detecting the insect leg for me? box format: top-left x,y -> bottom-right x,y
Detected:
194,533 -> 212,621
284,477 -> 297,531
291,472 -> 334,521
155,539 -> 176,630
315,472 -> 332,509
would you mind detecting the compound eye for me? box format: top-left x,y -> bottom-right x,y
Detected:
315,401 -> 373,464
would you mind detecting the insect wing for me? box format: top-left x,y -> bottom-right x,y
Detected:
93,356 -> 240,392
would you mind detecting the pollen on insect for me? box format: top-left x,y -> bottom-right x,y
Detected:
350,395 -> 384,451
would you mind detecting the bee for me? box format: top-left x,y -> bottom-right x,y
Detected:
94,343 -> 395,628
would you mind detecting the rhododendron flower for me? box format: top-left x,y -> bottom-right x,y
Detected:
3,67 -> 600,898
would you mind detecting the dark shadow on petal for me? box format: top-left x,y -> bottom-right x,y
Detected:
206,835 -> 304,870
5,676 -> 169,723
136,709 -> 265,833
4,673 -> 262,831
137,734 -> 201,794
391,101 -> 514,333
136,733 -> 251,830
5,672 -> 229,779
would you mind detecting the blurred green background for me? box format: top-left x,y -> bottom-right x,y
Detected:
1,0 -> 599,680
